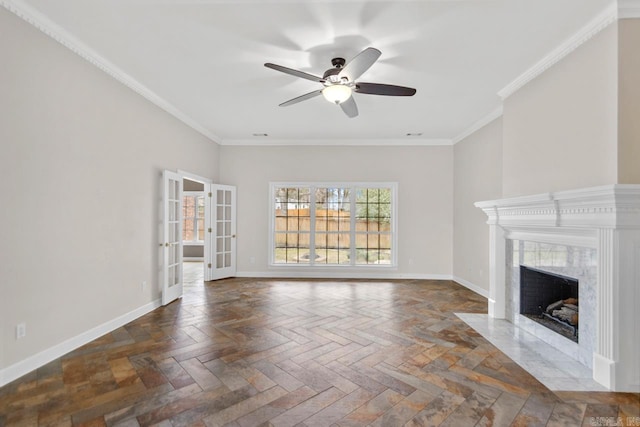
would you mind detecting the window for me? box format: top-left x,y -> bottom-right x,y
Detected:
183,192 -> 205,243
271,183 -> 397,267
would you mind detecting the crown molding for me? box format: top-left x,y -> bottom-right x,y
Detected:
619,0 -> 640,18
451,106 -> 503,145
498,3 -> 618,99
219,138 -> 453,146
1,0 -> 222,144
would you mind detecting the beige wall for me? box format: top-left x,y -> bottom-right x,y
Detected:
184,246 -> 204,258
502,24 -> 619,197
0,9 -> 219,370
618,19 -> 640,184
219,145 -> 454,277
453,118 -> 503,293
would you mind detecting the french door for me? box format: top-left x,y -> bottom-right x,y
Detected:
205,184 -> 237,280
162,170 -> 183,305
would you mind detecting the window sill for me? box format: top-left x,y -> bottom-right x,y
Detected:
269,263 -> 397,269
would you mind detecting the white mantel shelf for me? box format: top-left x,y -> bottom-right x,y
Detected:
475,184 -> 640,229
475,184 -> 640,392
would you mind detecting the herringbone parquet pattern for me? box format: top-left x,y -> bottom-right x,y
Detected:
1,278 -> 638,426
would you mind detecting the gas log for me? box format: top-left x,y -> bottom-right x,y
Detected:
546,298 -> 579,326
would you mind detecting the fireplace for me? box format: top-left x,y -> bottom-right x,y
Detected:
519,266 -> 578,343
475,185 -> 640,392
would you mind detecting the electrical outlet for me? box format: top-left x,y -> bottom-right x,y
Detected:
16,323 -> 26,339
249,257 -> 255,264
141,281 -> 147,292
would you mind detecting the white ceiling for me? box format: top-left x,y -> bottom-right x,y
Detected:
7,0 -> 617,145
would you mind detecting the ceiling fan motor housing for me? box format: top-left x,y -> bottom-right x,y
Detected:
331,57 -> 346,68
322,59 -> 344,80
323,57 -> 347,80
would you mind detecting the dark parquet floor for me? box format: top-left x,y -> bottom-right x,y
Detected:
1,278 -> 638,426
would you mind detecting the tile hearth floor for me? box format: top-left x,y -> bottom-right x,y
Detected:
1,276 -> 637,426
456,313 -> 607,392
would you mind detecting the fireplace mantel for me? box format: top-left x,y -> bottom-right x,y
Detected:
475,184 -> 640,392
475,184 -> 640,230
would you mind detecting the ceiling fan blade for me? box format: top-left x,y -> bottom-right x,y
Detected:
355,82 -> 417,96
340,96 -> 358,118
279,90 -> 323,107
265,63 -> 325,83
339,47 -> 381,81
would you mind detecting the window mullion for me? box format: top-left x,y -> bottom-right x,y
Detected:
309,186 -> 316,265
195,195 -> 199,241
349,187 -> 356,266
196,195 -> 202,242
271,185 -> 276,264
192,215 -> 196,242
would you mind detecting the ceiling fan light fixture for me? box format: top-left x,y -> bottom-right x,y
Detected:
322,84 -> 352,104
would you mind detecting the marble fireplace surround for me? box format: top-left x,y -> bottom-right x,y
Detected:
475,185 -> 640,392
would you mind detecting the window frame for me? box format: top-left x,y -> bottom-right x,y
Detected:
182,191 -> 205,245
269,182 -> 398,268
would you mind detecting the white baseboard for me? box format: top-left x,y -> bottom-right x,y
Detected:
183,257 -> 204,262
593,353 -> 615,390
0,299 -> 161,387
591,353 -> 640,392
452,276 -> 490,298
236,271 -> 489,299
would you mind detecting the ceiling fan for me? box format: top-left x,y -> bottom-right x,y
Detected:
264,47 -> 416,118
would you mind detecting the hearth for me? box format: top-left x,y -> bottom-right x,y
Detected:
520,266 -> 579,343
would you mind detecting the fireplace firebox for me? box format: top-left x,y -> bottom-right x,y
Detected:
520,266 -> 579,342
